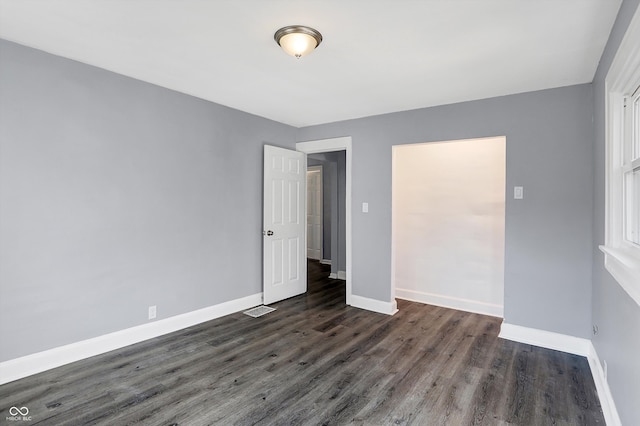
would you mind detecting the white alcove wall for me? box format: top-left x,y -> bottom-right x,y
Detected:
392,136 -> 506,317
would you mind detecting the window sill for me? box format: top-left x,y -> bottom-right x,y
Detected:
599,245 -> 640,307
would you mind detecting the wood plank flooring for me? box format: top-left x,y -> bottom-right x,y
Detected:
0,260 -> 604,425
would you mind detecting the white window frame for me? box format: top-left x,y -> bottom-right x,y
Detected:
601,6 -> 640,307
624,91 -> 640,244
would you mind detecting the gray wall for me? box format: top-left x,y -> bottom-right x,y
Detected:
297,84 -> 595,338
0,39 -> 296,361
591,0 -> 640,424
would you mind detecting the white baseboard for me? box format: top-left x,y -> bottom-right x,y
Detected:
329,271 -> 346,280
498,322 -> 591,356
350,294 -> 398,315
396,288 -> 503,318
0,293 -> 263,385
499,323 -> 621,425
320,259 -> 332,265
586,343 -> 622,426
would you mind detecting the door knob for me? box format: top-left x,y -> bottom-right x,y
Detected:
266,230 -> 274,236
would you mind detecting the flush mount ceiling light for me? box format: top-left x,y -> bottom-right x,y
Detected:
274,25 -> 323,58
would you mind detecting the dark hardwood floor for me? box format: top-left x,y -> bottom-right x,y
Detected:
1,260 -> 604,425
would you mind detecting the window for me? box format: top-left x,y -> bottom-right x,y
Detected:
602,7 -> 640,307
624,90 -> 640,245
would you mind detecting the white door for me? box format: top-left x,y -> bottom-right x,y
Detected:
263,145 -> 307,305
306,166 -> 323,260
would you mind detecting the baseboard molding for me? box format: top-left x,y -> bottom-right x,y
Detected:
329,271 -> 346,280
350,294 -> 398,315
586,343 -> 622,426
499,323 -> 621,425
396,288 -> 503,318
498,322 -> 591,356
0,293 -> 263,385
320,259 -> 332,265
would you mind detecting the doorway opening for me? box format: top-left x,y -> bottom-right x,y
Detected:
307,152 -> 346,276
297,137 -> 352,305
392,136 -> 506,317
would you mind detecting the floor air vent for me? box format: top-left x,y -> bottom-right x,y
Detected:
243,305 -> 276,318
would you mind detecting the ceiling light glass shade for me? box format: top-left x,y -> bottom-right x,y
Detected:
274,26 -> 323,58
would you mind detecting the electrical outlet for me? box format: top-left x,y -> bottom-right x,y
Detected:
148,305 -> 157,320
514,186 -> 524,199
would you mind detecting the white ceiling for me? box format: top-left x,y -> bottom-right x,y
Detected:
0,0 -> 622,127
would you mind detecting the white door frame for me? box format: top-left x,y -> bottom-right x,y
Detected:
296,137 -> 352,306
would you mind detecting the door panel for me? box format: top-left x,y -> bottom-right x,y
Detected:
263,145 -> 307,305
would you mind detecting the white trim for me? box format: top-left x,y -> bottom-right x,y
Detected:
603,5 -> 640,308
297,137 -> 352,153
499,323 -> 622,425
337,270 -> 347,280
328,272 -> 338,279
350,294 -> 398,315
320,259 -> 332,265
297,137 -> 353,305
0,293 -> 262,385
396,288 -> 503,318
600,245 -> 640,306
607,9 -> 640,94
498,322 -> 591,356
587,343 -> 622,426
